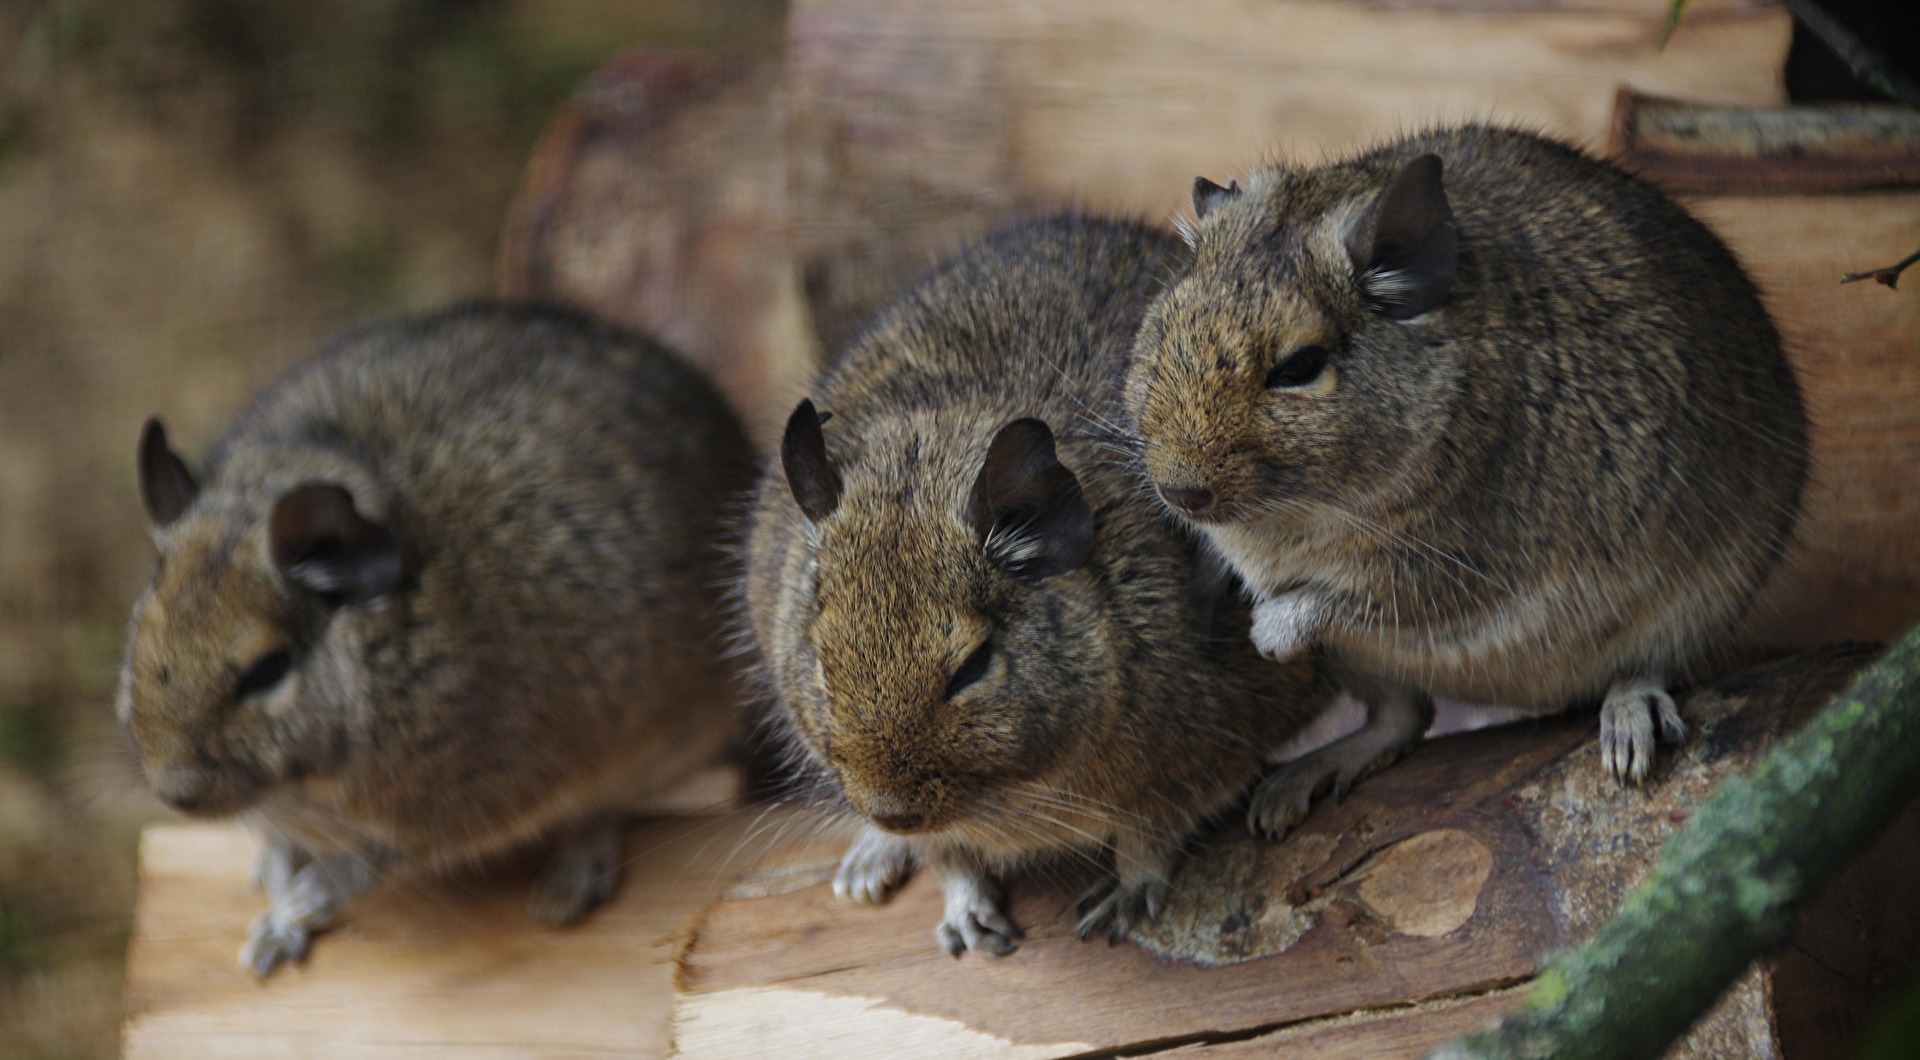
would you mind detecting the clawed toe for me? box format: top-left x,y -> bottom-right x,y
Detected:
833,829 -> 914,905
1601,682 -> 1685,786
241,912 -> 309,980
1075,877 -> 1169,945
1247,759 -> 1338,840
938,905 -> 1021,957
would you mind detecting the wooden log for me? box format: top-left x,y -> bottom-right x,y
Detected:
121,651 -> 1920,1057
783,0 -> 1791,351
668,646 -> 1919,1059
120,795 -> 810,1058
497,48 -> 819,446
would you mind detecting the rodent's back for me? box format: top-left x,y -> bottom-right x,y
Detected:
818,216 -> 1187,426
1259,126 -> 1806,518
1372,127 -> 1807,670
212,303 -> 755,859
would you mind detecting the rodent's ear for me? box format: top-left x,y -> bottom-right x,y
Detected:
137,418 -> 199,529
966,419 -> 1093,582
1191,176 -> 1241,220
1345,153 -> 1457,320
781,399 -> 843,523
269,483 -> 404,606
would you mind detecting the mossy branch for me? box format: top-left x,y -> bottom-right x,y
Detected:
1429,627 -> 1920,1060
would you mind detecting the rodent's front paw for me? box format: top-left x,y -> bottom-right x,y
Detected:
240,910 -> 310,979
1249,592 -> 1322,662
1074,876 -> 1169,946
1600,679 -> 1686,786
248,841 -> 303,896
530,820 -> 622,926
833,827 -> 914,905
935,872 -> 1020,958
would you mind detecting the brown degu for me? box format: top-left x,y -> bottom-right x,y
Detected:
118,303 -> 754,976
1128,125 -> 1808,833
744,216 -> 1328,956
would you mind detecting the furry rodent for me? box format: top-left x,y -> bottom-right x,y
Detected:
1127,125 -> 1808,830
744,216 -> 1328,956
118,302 -> 754,976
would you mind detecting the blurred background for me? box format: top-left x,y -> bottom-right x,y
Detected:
0,2 -> 779,1055
0,0 -> 1912,1056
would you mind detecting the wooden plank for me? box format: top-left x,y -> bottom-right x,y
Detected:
1611,89 -> 1920,192
122,807 -> 811,1058
669,646 -> 1890,1059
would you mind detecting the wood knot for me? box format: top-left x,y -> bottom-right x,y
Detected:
1352,828 -> 1493,939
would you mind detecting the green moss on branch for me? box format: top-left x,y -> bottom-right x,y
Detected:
1432,629 -> 1920,1060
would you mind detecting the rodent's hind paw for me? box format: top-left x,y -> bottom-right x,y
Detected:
1246,760 -> 1329,840
240,911 -> 310,980
1249,694 -> 1426,839
1601,680 -> 1685,786
1074,876 -> 1170,946
530,819 -> 623,926
833,827 -> 914,905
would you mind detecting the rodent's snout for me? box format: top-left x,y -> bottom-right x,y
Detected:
1157,483 -> 1217,519
843,783 -> 944,835
149,764 -> 255,817
1139,433 -> 1232,520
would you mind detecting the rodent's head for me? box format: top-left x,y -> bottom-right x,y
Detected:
775,400 -> 1112,839
1127,155 -> 1461,524
118,419 -> 404,817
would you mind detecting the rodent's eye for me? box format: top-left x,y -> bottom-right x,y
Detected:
235,649 -> 294,701
944,640 -> 994,700
1265,345 -> 1331,389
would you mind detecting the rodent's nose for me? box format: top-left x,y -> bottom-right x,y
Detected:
1160,484 -> 1216,517
872,811 -> 925,833
154,777 -> 210,813
151,766 -> 246,816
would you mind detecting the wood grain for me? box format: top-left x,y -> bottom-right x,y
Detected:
1611,89 -> 1920,192
498,48 -> 819,446
1707,193 -> 1920,646
670,647 -> 1900,1059
122,809 -> 814,1058
784,0 -> 1791,350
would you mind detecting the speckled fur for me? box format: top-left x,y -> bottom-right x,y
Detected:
1128,126 -> 1807,763
118,303 -> 754,969
744,217 -> 1328,953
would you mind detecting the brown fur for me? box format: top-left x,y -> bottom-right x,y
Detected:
118,302 -> 754,972
744,216 -> 1329,954
1128,125 -> 1807,802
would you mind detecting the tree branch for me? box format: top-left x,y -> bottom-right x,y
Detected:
1841,247 -> 1920,290
1780,0 -> 1920,109
1662,0 -> 1920,109
1429,628 -> 1920,1060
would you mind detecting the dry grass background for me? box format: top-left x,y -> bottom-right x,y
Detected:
0,1 -> 777,1055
